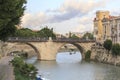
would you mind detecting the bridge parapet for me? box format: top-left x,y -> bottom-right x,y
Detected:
7,37 -> 48,42
53,38 -> 96,43
7,37 -> 96,43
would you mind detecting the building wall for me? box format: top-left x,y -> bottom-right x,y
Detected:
94,11 -> 110,41
116,18 -> 120,43
102,16 -> 120,43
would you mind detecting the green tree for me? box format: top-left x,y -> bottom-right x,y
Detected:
70,34 -> 79,39
14,28 -> 38,37
37,27 -> 56,39
82,32 -> 94,40
0,0 -> 26,41
112,44 -> 120,56
103,39 -> 112,53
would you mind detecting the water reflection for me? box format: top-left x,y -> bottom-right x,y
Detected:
26,52 -> 120,80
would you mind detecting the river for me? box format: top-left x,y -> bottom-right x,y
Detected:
26,52 -> 120,80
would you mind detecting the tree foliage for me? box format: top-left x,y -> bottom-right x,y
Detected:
82,32 -> 94,40
14,28 -> 38,37
103,39 -> 112,52
0,0 -> 26,41
10,57 -> 38,80
13,27 -> 56,39
37,27 -> 56,38
112,44 -> 120,56
70,34 -> 79,39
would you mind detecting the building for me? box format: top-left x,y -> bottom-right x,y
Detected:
93,10 -> 110,41
102,16 -> 120,43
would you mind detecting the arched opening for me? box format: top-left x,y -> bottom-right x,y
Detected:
56,43 -> 85,63
7,42 -> 40,59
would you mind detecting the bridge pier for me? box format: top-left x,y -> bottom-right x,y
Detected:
36,41 -> 63,60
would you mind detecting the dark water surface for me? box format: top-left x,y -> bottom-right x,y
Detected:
26,52 -> 120,80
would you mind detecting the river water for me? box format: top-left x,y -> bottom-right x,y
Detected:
26,52 -> 120,80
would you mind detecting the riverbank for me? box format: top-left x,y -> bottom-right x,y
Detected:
0,56 -> 15,80
91,45 -> 120,66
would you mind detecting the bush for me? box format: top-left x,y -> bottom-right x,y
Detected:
85,50 -> 91,61
112,44 -> 120,56
11,57 -> 38,80
103,39 -> 112,52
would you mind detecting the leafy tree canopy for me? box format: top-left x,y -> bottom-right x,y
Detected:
37,27 -> 56,39
0,0 -> 26,41
70,34 -> 79,39
13,27 -> 56,39
14,28 -> 38,37
82,32 -> 94,40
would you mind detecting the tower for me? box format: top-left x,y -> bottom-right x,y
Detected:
94,10 -> 110,42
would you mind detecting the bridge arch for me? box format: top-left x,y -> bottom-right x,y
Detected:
56,42 -> 86,59
6,42 -> 40,59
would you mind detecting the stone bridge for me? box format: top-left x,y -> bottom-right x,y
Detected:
5,37 -> 95,60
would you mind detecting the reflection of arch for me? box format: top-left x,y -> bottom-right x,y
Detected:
7,42 -> 40,59
57,42 -> 85,59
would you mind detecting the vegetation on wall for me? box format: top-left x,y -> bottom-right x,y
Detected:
102,39 -> 120,56
112,43 -> 120,56
85,50 -> 91,61
103,39 -> 112,53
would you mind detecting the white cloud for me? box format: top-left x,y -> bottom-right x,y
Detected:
110,8 -> 120,16
21,12 -> 49,29
21,0 -> 107,33
72,23 -> 93,33
48,0 -> 106,22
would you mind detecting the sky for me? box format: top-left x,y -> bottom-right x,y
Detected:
21,0 -> 120,34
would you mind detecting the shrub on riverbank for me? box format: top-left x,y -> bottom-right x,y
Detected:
103,39 -> 112,53
85,50 -> 91,61
112,44 -> 120,56
10,57 -> 38,80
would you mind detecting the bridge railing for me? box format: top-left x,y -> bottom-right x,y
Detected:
7,37 -> 96,42
53,38 -> 96,42
7,37 -> 49,42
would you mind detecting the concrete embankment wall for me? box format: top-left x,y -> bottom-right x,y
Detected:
91,46 -> 120,66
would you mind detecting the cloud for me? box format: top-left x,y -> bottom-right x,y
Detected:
21,12 -> 48,29
48,0 -> 106,22
73,23 -> 93,33
110,8 -> 120,16
22,0 -> 105,31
